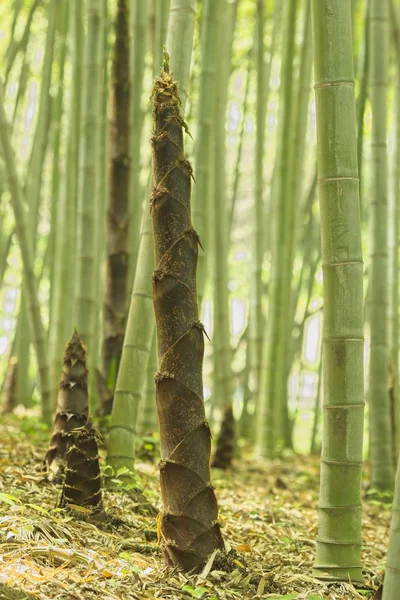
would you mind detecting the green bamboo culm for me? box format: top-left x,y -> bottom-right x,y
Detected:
256,0 -> 297,458
48,0 -> 71,401
107,0 -> 196,473
5,0 -> 40,85
311,0 -> 365,581
248,0 -> 265,407
74,0 -> 103,379
193,0 -> 220,308
48,0 -> 69,322
0,80 -> 52,423
106,200 -> 155,472
103,0 -> 131,396
388,0 -> 400,458
356,0 -> 369,202
151,50 -> 224,572
17,0 -> 58,418
368,0 -> 393,491
138,332 -> 158,435
49,0 -> 82,405
128,0 -> 147,289
212,0 -> 238,420
92,0 -> 109,415
383,450 -> 400,599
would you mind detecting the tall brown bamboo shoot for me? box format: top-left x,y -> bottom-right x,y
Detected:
151,52 -> 223,571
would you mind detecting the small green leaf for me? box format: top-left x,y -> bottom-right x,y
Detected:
116,466 -> 131,477
110,478 -> 124,486
102,464 -> 114,477
119,552 -> 133,562
182,584 -> 209,598
26,503 -> 49,514
0,493 -> 20,505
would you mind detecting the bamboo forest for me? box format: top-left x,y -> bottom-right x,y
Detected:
0,0 -> 399,598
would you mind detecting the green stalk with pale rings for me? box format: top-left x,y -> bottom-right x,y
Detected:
74,0 -> 103,385
368,0 -> 393,491
129,0 -> 147,289
311,0 -> 365,581
383,450 -> 400,599
48,0 -> 72,401
388,0 -> 400,457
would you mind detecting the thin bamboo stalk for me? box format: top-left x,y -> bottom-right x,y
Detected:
193,0 -> 221,308
107,0 -> 196,473
103,0 -> 131,394
256,0 -> 298,458
0,81 -> 52,423
129,0 -> 147,289
212,0 -> 238,417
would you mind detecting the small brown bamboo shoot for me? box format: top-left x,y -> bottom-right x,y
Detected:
44,331 -> 89,481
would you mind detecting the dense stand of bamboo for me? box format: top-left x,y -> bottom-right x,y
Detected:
0,0 -> 399,585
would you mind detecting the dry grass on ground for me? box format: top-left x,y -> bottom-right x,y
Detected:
0,415 -> 389,600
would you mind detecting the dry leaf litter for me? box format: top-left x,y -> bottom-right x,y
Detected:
0,415 -> 389,600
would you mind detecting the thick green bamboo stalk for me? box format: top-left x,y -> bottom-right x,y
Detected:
389,0 -> 400,457
0,80 -> 52,423
311,0 -> 365,581
129,0 -> 147,289
256,0 -> 298,458
107,0 -> 196,473
151,50 -> 223,571
74,0 -> 103,360
49,0 -> 82,403
103,0 -> 131,395
368,0 -> 393,491
383,449 -> 400,599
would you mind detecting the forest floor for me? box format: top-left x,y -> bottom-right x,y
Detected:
0,414 -> 389,600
